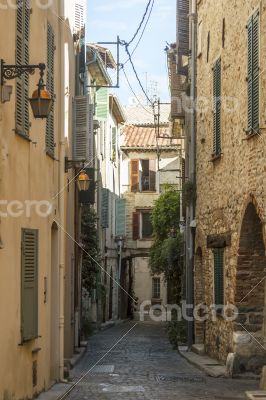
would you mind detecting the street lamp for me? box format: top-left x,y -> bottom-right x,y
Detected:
0,60 -> 53,119
29,66 -> 53,119
65,157 -> 92,192
77,170 -> 91,192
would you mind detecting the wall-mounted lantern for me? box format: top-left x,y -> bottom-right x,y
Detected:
0,60 -> 53,119
77,170 -> 91,192
65,157 -> 92,192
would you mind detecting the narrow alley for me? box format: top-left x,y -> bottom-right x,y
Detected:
65,322 -> 257,400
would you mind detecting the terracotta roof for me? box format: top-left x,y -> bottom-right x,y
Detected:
121,125 -> 179,149
124,104 -> 170,126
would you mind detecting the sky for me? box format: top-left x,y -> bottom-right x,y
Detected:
86,0 -> 176,107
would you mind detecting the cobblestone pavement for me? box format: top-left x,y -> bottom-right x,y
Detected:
67,321 -> 258,400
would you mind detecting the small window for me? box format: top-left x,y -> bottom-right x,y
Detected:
152,277 -> 161,299
130,159 -> 156,192
140,159 -> 156,192
141,211 -> 153,239
213,248 -> 224,307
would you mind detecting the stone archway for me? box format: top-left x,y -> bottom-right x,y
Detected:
233,202 -> 266,374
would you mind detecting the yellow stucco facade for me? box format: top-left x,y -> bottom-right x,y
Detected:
0,1 -> 77,398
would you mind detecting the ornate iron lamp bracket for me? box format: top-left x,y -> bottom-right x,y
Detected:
0,60 -> 45,85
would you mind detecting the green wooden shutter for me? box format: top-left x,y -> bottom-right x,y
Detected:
115,198 -> 126,236
95,88 -> 108,120
213,58 -> 221,156
21,228 -> 38,342
213,248 -> 224,306
16,0 -> 30,136
101,188 -> 109,228
73,96 -> 94,164
247,12 -> 260,133
46,23 -> 55,156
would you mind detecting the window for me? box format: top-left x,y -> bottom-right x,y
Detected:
213,58 -> 221,157
46,23 -> 55,156
132,210 -> 153,240
130,159 -> 156,192
21,229 -> 39,342
16,0 -> 30,137
141,211 -> 153,239
213,248 -> 224,307
247,11 -> 259,134
152,277 -> 161,299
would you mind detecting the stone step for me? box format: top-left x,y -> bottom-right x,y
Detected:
191,343 -> 205,356
246,391 -> 266,400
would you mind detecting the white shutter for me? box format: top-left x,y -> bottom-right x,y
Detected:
73,96 -> 94,164
74,0 -> 85,33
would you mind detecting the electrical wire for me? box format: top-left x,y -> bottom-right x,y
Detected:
125,0 -> 153,47
123,46 -> 153,106
121,67 -> 154,115
122,0 -> 155,67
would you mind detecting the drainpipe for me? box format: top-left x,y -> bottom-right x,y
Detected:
186,0 -> 197,349
58,0 -> 66,381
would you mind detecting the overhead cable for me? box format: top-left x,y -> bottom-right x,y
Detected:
124,0 -> 153,47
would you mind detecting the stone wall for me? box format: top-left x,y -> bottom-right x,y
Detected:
195,0 -> 266,372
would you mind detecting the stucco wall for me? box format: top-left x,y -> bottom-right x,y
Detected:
0,2 -> 74,398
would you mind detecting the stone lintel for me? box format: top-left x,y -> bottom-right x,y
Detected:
207,232 -> 231,248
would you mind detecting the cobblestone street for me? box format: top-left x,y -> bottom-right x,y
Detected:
67,322 -> 258,400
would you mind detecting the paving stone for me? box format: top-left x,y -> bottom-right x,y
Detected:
64,321 -> 259,399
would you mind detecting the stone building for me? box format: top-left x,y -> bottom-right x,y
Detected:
194,0 -> 266,377
120,105 -> 182,316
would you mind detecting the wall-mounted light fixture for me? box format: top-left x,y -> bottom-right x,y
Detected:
65,157 -> 92,192
0,60 -> 53,119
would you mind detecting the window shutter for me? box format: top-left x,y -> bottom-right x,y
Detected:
213,248 -> 224,306
176,0 -> 189,56
115,198 -> 126,236
74,0 -> 85,33
247,12 -> 260,133
95,88 -> 108,120
16,0 -> 30,136
46,23 -> 55,156
149,159 -> 156,192
112,127 -> 117,161
21,228 -> 38,342
131,160 -> 139,192
213,58 -> 221,156
73,96 -> 94,164
101,188 -> 109,228
88,103 -> 94,165
132,212 -> 140,240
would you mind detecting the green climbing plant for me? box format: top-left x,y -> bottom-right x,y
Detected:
149,188 -> 186,347
80,204 -> 102,295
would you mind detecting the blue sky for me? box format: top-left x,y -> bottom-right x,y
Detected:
86,0 -> 176,106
